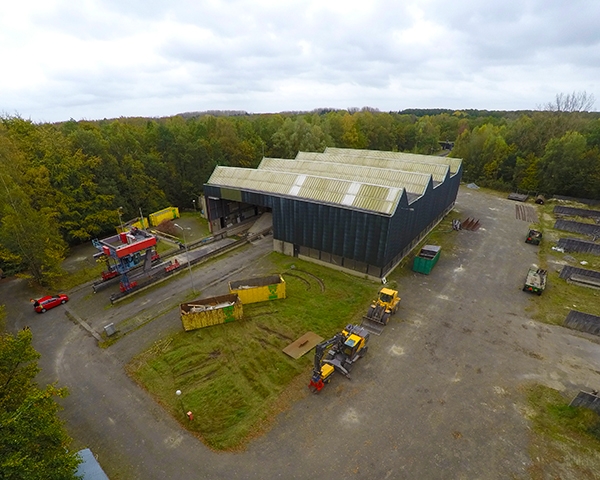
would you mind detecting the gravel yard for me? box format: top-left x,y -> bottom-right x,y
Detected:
3,186 -> 600,479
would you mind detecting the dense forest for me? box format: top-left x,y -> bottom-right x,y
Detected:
1,102 -> 600,283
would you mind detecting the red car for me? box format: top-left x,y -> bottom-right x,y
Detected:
32,294 -> 69,313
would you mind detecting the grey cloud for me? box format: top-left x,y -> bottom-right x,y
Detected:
2,0 -> 599,121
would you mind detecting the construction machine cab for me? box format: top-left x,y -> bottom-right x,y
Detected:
378,288 -> 396,305
309,325 -> 370,393
341,333 -> 362,357
361,287 -> 401,335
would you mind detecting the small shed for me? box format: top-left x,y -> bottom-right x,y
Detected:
229,275 -> 286,304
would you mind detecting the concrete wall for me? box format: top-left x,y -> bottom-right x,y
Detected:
273,239 -> 295,256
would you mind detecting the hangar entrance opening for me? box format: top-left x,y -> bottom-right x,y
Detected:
206,197 -> 271,237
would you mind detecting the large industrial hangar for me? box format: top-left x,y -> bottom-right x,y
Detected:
203,147 -> 462,279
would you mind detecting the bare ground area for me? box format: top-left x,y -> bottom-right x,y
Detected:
2,187 -> 600,479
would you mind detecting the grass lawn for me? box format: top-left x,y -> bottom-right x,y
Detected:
530,200 -> 600,325
180,211 -> 211,238
525,384 -> 600,479
54,260 -> 105,292
127,253 -> 378,450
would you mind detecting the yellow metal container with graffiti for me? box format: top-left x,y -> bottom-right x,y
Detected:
149,207 -> 180,227
228,275 -> 286,304
180,294 -> 243,331
116,217 -> 149,233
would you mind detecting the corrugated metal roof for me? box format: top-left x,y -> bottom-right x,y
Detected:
557,238 -> 600,255
76,449 -> 110,480
207,166 -> 402,215
290,154 -> 448,182
322,147 -> 462,174
258,158 -> 430,195
208,167 -> 296,195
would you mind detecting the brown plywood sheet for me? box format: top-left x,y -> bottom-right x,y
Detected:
282,332 -> 323,359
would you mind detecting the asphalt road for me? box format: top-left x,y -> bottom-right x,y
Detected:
3,188 -> 600,480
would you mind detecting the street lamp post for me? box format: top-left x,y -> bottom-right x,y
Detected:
192,199 -> 196,211
174,223 -> 195,294
117,207 -> 124,232
175,389 -> 185,417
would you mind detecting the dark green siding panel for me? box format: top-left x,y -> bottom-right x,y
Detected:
221,188 -> 242,202
204,163 -> 462,271
383,165 -> 462,266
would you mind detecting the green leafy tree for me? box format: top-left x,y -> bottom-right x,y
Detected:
395,118 -> 418,152
539,131 -> 599,197
271,118 -> 328,158
481,134 -> 514,186
339,113 -> 367,149
0,130 -> 66,284
452,124 -> 513,185
431,113 -> 462,142
0,328 -> 80,479
355,111 -> 397,151
414,117 -> 441,154
513,153 -> 541,192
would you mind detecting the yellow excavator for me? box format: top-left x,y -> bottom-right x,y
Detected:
361,287 -> 400,335
308,324 -> 370,393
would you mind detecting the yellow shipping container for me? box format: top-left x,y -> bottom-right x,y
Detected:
228,275 -> 286,304
180,294 -> 243,332
131,217 -> 149,230
149,207 -> 180,227
116,217 -> 149,233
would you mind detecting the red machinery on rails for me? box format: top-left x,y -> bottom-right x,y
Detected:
92,227 -> 159,292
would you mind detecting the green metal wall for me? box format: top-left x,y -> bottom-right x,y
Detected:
204,164 -> 462,274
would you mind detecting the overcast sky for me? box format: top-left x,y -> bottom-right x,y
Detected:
1,0 -> 599,122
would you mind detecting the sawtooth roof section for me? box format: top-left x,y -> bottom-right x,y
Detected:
321,147 -> 462,175
207,166 -> 404,215
258,157 -> 431,196
298,150 -> 455,176
278,154 -> 448,183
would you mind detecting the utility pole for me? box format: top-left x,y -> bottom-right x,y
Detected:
174,223 -> 196,294
117,207 -> 124,232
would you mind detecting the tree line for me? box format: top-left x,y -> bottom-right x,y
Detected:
0,325 -> 81,479
1,104 -> 600,284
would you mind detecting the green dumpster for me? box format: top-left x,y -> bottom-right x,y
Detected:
412,245 -> 441,275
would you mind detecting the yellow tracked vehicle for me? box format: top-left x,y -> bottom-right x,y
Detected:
309,324 -> 370,393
